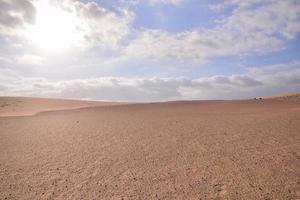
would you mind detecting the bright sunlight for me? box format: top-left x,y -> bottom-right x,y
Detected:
26,0 -> 82,52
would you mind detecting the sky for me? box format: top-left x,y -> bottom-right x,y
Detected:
0,0 -> 300,101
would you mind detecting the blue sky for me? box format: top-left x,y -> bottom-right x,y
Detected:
0,0 -> 299,101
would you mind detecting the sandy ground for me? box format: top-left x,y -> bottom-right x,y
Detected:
0,96 -> 299,199
0,97 -> 122,117
260,93 -> 300,101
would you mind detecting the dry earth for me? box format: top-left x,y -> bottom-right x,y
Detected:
0,97 -> 122,117
0,96 -> 300,199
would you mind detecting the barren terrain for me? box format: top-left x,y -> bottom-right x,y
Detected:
0,97 -> 122,117
0,96 -> 299,199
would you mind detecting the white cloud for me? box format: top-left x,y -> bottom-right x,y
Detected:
0,0 -> 134,51
121,0 -> 186,6
0,0 -> 36,29
17,54 -> 44,65
0,0 -> 299,102
247,60 -> 300,76
1,61 -> 299,101
224,0 -> 272,8
149,0 -> 185,6
126,0 -> 300,63
221,0 -> 300,39
69,0 -> 134,48
125,30 -> 212,64
1,0 -> 299,65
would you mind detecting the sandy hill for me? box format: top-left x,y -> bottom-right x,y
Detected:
0,96 -> 123,117
260,92 -> 300,101
0,96 -> 299,199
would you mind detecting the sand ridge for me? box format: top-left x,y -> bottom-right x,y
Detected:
260,92 -> 300,100
0,96 -> 124,117
0,96 -> 300,199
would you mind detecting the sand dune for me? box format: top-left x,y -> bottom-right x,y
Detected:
0,96 -> 299,199
0,97 -> 123,117
260,92 -> 300,101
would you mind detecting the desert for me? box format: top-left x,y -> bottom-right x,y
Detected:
0,95 -> 299,199
2,0 -> 300,199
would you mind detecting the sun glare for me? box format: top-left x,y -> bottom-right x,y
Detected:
26,0 -> 82,52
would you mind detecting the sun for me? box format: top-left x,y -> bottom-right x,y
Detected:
26,0 -> 82,53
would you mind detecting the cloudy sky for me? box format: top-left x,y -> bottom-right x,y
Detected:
0,0 -> 300,101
